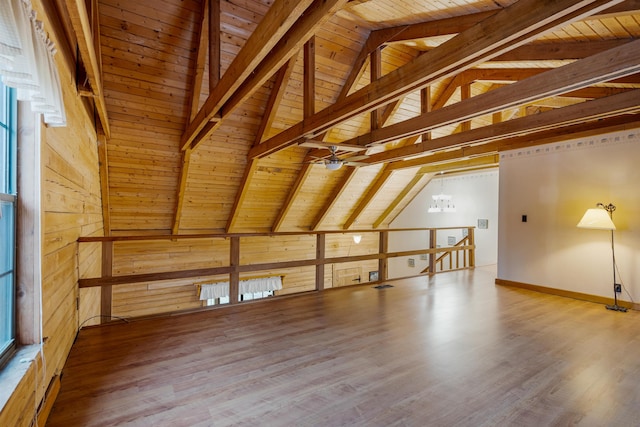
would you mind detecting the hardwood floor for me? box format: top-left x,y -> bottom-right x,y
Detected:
47,266 -> 640,426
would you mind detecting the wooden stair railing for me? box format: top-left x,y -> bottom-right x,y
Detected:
421,232 -> 474,274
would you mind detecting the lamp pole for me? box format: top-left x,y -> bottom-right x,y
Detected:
599,203 -> 627,312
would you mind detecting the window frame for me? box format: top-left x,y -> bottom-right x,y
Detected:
0,81 -> 17,368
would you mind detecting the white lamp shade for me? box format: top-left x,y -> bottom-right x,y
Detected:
325,160 -> 343,170
577,208 -> 616,230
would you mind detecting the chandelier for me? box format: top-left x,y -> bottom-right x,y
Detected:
428,177 -> 456,213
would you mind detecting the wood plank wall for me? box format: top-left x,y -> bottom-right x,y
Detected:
0,0 -> 104,424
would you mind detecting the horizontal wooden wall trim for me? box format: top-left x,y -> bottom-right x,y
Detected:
78,246 -> 467,288
495,278 -> 639,311
77,227 -> 475,242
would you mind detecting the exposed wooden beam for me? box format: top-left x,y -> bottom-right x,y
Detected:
171,148 -> 192,235
421,86 -> 432,142
227,60 -> 295,233
249,0 -> 623,159
562,87 -> 631,99
370,47 -> 382,131
222,0 -> 350,115
590,0 -> 640,17
272,164 -> 314,232
386,114 -> 640,172
492,39 -> 636,61
373,174 -> 431,229
311,168 -> 358,230
210,0 -> 221,90
336,25 -> 413,102
377,1 -> 638,44
97,132 -> 111,235
271,38 -> 318,232
417,155 -> 500,174
366,89 -> 640,164
183,0 -> 349,151
497,115 -> 640,151
187,0 -> 210,122
345,39 -> 640,149
303,30 -> 408,160
338,45 -> 389,230
343,167 -> 393,230
180,0 -> 317,150
460,83 -> 471,132
340,133 -> 420,229
304,37 -> 316,118
463,68 -> 548,83
294,25 -> 404,229
63,0 -> 110,137
379,10 -> 498,43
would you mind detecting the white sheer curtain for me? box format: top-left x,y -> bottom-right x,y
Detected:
0,0 -> 66,126
199,276 -> 283,300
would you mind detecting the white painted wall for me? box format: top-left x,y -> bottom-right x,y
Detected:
498,129 -> 640,303
389,170 -> 499,278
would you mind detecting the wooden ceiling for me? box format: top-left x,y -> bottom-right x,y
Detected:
56,0 -> 640,235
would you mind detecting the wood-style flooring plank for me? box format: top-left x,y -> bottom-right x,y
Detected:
47,266 -> 640,426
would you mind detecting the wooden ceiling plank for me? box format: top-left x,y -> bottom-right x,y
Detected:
346,39 -> 640,148
64,0 -> 111,137
366,88 -> 640,164
343,167 -> 393,230
227,60 -> 296,233
250,0 -> 622,160
180,0 -> 317,150
311,168 -> 358,230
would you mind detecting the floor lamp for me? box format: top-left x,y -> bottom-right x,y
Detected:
577,203 -> 627,312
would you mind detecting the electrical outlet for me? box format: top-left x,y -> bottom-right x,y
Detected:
614,284 -> 622,293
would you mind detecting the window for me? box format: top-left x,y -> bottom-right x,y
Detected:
0,81 -> 17,367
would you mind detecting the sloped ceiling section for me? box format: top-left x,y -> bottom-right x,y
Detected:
94,0 -> 640,235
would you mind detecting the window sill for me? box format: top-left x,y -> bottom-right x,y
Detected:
0,344 -> 42,414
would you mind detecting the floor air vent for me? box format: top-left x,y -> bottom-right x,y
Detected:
373,284 -> 394,289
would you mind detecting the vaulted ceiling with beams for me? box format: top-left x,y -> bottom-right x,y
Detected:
58,0 -> 640,235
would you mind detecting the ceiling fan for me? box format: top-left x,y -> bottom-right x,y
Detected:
299,141 -> 369,170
